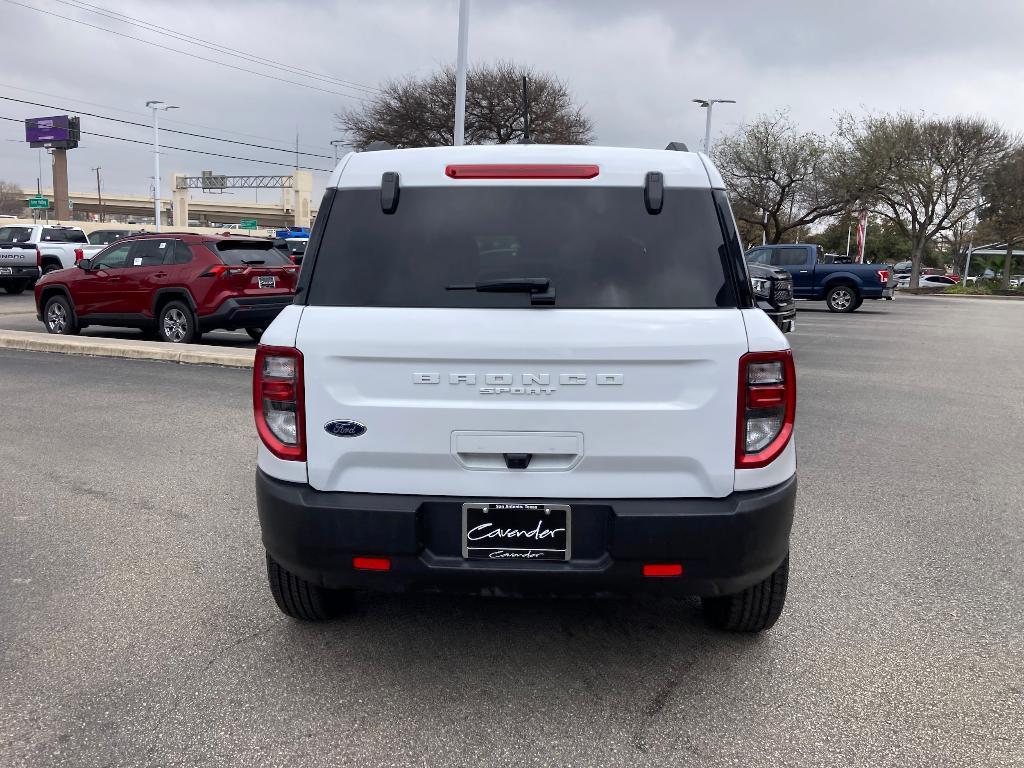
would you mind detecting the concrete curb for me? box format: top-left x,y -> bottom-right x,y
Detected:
898,291 -> 1024,301
0,329 -> 255,368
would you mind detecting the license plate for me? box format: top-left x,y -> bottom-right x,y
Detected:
258,276 -> 276,288
462,503 -> 571,561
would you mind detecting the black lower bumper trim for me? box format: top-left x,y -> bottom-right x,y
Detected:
199,295 -> 292,331
256,471 -> 797,597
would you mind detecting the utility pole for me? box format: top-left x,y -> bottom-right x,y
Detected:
146,100 -> 178,232
453,0 -> 470,146
963,194 -> 982,281
330,140 -> 348,164
521,75 -> 530,143
92,167 -> 104,222
692,98 -> 736,153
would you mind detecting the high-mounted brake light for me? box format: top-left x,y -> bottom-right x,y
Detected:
253,345 -> 305,461
444,164 -> 600,180
736,350 -> 796,469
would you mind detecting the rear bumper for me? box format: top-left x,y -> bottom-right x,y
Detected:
256,470 -> 797,598
200,295 -> 292,331
0,266 -> 40,282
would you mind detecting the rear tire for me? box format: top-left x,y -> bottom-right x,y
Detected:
43,294 -> 79,335
42,263 -> 62,275
245,327 -> 264,342
701,555 -> 789,633
3,281 -> 28,295
851,296 -> 864,310
826,285 -> 858,312
157,300 -> 198,344
266,552 -> 352,621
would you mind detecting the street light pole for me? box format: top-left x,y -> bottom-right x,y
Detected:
92,167 -> 104,223
146,100 -> 178,232
692,98 -> 736,153
330,140 -> 349,165
453,0 -> 470,146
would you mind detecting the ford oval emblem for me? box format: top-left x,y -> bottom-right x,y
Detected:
324,420 -> 367,438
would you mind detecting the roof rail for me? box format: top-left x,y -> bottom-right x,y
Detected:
664,141 -> 689,152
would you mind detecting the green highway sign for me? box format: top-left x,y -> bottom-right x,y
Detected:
239,219 -> 258,229
28,196 -> 50,209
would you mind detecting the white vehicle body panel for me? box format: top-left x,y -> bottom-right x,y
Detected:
297,307 -> 749,499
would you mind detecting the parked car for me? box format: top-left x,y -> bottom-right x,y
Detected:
749,262 -> 795,332
746,243 -> 894,312
87,228 -> 135,246
34,233 -> 299,343
0,224 -> 104,295
896,274 -> 958,289
254,144 -> 798,633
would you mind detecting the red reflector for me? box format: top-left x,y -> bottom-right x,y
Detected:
748,385 -> 786,408
445,163 -> 600,180
643,563 -> 683,578
353,556 -> 391,572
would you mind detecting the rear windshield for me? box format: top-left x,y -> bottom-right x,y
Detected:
306,187 -> 734,308
42,228 -> 88,243
0,226 -> 33,243
89,230 -> 129,245
212,240 -> 292,266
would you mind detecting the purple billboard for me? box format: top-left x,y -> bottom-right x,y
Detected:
25,115 -> 79,149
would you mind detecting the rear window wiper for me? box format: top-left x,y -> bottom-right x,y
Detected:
446,277 -> 556,305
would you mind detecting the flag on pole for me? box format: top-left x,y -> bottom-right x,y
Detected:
856,211 -> 868,263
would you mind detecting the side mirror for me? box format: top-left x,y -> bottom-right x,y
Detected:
78,258 -> 92,271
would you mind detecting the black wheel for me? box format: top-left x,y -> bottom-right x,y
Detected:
157,300 -> 198,344
826,285 -> 858,312
3,281 -> 28,295
42,263 -> 62,275
851,296 -> 864,311
245,327 -> 264,342
43,294 -> 79,335
266,552 -> 352,621
702,555 -> 789,633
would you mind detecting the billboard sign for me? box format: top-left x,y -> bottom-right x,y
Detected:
25,116 -> 80,149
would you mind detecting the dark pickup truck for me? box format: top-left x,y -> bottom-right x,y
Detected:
747,243 -> 894,312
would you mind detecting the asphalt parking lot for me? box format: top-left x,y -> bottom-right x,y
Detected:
1,295 -> 1021,767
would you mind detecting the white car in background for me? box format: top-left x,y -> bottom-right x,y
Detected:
896,274 -> 958,289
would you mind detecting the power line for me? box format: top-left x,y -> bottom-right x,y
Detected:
2,0 -> 374,102
0,81 -> 336,153
51,0 -> 381,96
0,115 -> 333,172
1,95 -> 336,159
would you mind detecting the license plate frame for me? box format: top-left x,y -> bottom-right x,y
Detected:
462,502 -> 571,561
257,275 -> 276,288
0,267 -> 12,275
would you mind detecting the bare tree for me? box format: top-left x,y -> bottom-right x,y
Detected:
978,147 -> 1024,289
338,61 -> 593,149
0,180 -> 25,216
713,112 -> 853,244
840,113 -> 1009,288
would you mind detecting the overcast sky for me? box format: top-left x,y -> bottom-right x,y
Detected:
2,0 -> 1023,204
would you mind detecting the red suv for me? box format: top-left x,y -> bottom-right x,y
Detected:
34,233 -> 299,343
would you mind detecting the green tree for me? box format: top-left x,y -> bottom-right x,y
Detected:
337,61 -> 593,149
713,112 -> 854,243
840,113 -> 1009,287
977,147 -> 1024,288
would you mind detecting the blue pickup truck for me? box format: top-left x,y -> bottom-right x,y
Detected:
746,244 -> 894,312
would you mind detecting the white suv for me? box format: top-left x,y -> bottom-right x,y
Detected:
254,144 -> 797,632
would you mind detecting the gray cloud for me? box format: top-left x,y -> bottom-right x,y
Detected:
1,0 -> 1022,203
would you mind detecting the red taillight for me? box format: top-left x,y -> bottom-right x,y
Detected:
74,248 -> 84,263
353,557 -> 391,572
877,269 -> 890,284
36,247 -> 42,268
201,264 -> 247,277
736,350 -> 796,469
643,563 -> 683,578
253,345 -> 305,461
444,164 -> 600,180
